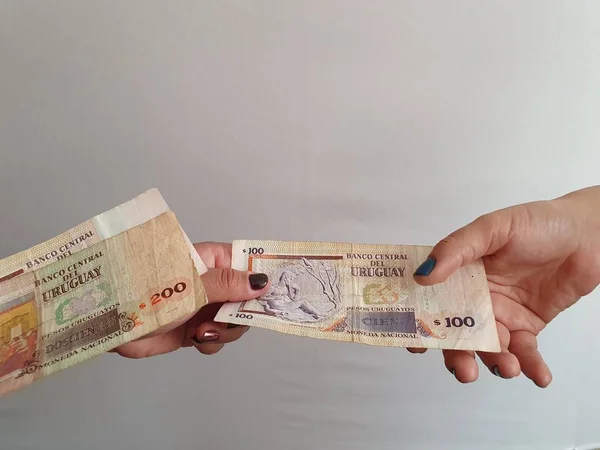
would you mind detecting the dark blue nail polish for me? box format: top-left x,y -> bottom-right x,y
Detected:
414,257 -> 436,276
492,365 -> 508,379
227,323 -> 241,329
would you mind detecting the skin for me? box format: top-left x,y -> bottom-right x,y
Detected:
112,242 -> 269,358
408,185 -> 600,387
108,186 -> 600,388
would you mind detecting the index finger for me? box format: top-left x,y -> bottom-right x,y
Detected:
193,242 -> 233,269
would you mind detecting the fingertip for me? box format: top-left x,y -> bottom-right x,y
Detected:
532,371 -> 553,388
478,349 -> 521,380
454,365 -> 479,383
447,365 -> 478,384
194,321 -> 250,344
508,331 -> 551,388
412,255 -> 453,286
189,326 -> 226,355
444,350 -> 478,383
413,274 -> 437,286
490,363 -> 520,379
407,347 -> 427,354
191,328 -> 221,344
195,343 -> 225,355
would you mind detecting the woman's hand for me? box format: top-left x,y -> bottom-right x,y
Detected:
112,242 -> 270,358
410,186 -> 600,387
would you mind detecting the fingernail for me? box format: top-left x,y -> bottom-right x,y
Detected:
192,330 -> 220,344
414,257 -> 436,276
249,273 -> 268,290
449,368 -> 456,377
202,330 -> 220,341
492,365 -> 507,379
227,323 -> 240,329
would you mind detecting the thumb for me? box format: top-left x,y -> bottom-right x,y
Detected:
201,269 -> 271,303
413,211 -> 512,285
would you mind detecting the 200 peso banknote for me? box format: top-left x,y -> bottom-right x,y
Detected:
0,188 -> 206,282
0,190 -> 208,397
215,240 -> 500,352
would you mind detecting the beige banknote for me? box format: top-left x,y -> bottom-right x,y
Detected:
0,188 -> 206,282
215,240 -> 500,352
0,194 -> 208,397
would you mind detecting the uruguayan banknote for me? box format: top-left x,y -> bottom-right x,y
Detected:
0,189 -> 206,282
215,240 -> 500,352
0,190 -> 208,397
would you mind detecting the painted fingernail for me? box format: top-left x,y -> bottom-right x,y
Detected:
192,330 -> 220,344
449,368 -> 456,377
249,273 -> 268,290
202,330 -> 220,341
414,257 -> 436,276
227,323 -> 240,329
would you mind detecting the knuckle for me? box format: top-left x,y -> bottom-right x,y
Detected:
437,219 -> 487,266
475,212 -> 500,234
439,232 -> 460,249
436,232 -> 468,263
508,334 -> 539,358
462,243 -> 478,265
217,269 -> 238,296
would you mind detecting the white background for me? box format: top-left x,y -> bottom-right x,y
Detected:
1,2 -> 599,449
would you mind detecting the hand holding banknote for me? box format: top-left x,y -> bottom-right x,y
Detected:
216,240 -> 502,352
410,185 -> 600,388
112,242 -> 269,358
0,190 -> 269,397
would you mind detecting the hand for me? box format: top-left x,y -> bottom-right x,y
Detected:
409,186 -> 600,387
112,242 -> 270,358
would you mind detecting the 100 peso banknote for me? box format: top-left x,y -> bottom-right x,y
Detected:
215,240 -> 501,352
0,190 -> 208,397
